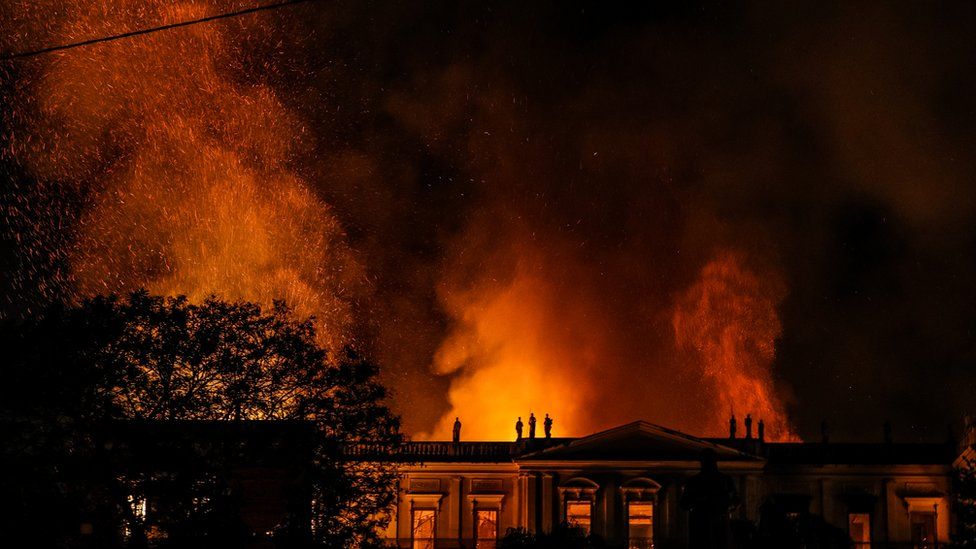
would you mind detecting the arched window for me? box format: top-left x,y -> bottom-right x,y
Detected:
620,477 -> 661,549
559,477 -> 599,535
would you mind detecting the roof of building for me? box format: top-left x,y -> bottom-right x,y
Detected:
517,421 -> 762,463
760,442 -> 954,466
343,421 -> 957,467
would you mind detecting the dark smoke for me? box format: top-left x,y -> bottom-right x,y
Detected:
3,1 -> 975,440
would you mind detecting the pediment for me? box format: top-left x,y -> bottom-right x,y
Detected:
516,421 -> 762,463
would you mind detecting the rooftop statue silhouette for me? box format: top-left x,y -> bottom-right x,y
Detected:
452,417 -> 461,443
729,413 -> 737,439
680,448 -> 738,549
528,413 -> 537,440
515,417 -> 523,441
745,413 -> 753,439
544,414 -> 553,439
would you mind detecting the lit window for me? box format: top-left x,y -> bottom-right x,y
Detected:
628,502 -> 653,548
412,509 -> 436,549
566,501 -> 592,534
476,509 -> 498,548
848,513 -> 870,546
910,512 -> 937,549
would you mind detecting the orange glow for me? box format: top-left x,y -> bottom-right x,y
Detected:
428,245 -> 798,442
672,251 -> 798,441
6,3 -> 799,443
8,1 -> 364,355
425,242 -> 598,440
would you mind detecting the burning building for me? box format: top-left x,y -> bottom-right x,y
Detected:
347,419 -> 958,548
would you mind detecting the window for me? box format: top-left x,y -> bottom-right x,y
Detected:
476,509 -> 498,548
848,513 -> 870,547
412,509 -> 436,549
566,501 -> 592,534
628,502 -> 653,549
910,512 -> 937,549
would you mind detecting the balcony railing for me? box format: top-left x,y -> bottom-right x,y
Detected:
342,441 -> 519,462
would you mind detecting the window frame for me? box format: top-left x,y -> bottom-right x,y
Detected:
847,512 -> 871,547
565,499 -> 593,534
411,508 -> 437,549
474,508 -> 499,548
626,500 -> 654,549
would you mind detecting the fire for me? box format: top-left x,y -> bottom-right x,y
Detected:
429,244 -> 798,442
3,3 -> 799,443
672,251 -> 798,441
4,1 -> 364,355
425,242 -> 599,440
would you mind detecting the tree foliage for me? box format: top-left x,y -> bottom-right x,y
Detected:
954,456 -> 976,547
0,291 -> 400,547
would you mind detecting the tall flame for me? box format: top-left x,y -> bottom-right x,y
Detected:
427,242 -> 601,440
4,1 -> 364,354
672,251 -> 797,441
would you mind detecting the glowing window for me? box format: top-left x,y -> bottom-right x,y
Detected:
628,502 -> 653,548
910,512 -> 937,549
476,509 -> 498,548
566,501 -> 592,534
412,509 -> 436,549
848,513 -> 870,546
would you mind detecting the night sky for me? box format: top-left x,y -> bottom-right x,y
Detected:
2,1 -> 975,442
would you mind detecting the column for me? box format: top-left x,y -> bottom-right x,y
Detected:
541,473 -> 554,533
451,476 -> 462,545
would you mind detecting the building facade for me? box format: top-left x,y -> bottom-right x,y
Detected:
345,421 -> 958,548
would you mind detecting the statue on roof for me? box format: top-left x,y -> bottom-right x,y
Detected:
515,417 -> 523,441
452,417 -> 461,443
528,413 -> 537,439
544,414 -> 553,438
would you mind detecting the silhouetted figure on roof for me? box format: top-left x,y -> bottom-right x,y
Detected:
745,414 -> 753,440
515,417 -> 523,441
528,413 -> 537,439
452,417 -> 461,443
729,414 -> 737,439
758,419 -> 765,442
680,448 -> 738,549
544,414 -> 553,438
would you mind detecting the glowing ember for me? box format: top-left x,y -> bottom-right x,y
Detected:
672,251 -> 798,441
4,1 -> 364,355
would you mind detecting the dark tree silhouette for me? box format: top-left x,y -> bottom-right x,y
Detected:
0,290 -> 401,548
954,456 -> 976,547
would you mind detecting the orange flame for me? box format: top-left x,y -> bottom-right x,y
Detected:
428,238 -> 798,442
7,1 -> 364,355
426,244 -> 599,440
672,251 -> 798,441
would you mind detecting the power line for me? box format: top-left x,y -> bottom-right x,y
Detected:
1,0 -> 320,61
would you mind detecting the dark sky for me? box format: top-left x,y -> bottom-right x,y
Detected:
2,1 -> 976,441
